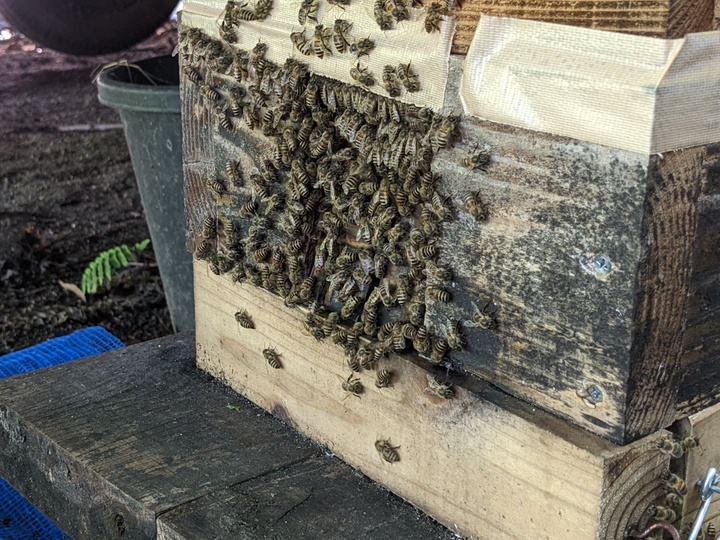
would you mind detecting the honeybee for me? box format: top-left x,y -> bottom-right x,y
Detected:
239,199 -> 257,219
430,337 -> 449,363
263,347 -> 282,368
427,286 -> 450,302
375,438 -> 400,463
396,62 -> 419,92
446,319 -> 466,351
350,63 -> 375,87
656,436 -> 684,458
374,0 -> 394,30
382,65 -> 401,97
375,369 -> 394,388
466,301 -> 498,330
341,296 -> 361,319
350,37 -> 375,58
254,0 -> 273,20
424,262 -> 452,282
234,309 -> 255,328
680,435 -> 700,453
340,373 -> 364,396
200,84 -> 222,102
426,373 -> 454,399
664,492 -> 683,509
648,505 -> 676,523
313,24 -> 333,59
332,19 -> 353,53
424,2 -> 446,32
463,148 -> 492,170
197,213 -> 217,239
298,0 -> 319,24
662,470 -> 688,496
206,175 -> 226,196
707,523 -> 717,540
291,29 -> 314,56
183,66 -> 203,84
195,239 -> 214,260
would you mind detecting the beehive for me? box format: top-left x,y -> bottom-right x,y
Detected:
180,0 -> 720,537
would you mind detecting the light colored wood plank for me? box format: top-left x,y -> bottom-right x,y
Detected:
194,263 -> 671,540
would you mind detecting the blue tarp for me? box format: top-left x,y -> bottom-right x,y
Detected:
0,326 -> 124,540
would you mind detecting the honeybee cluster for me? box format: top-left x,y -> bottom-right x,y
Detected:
219,0 -> 274,43
180,21 -> 494,387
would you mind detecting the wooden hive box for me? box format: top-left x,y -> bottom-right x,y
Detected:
179,1 -> 720,537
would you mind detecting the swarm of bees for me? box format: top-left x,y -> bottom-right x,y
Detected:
219,0 -> 274,42
180,17 -> 497,406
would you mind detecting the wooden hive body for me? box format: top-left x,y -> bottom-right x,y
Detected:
179,2 -> 720,536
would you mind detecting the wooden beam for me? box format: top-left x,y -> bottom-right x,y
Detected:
194,266 -> 671,540
450,0 -> 716,55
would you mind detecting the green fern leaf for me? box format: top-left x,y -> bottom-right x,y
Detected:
120,244 -> 133,259
116,247 -> 128,267
108,249 -> 121,269
103,253 -> 112,281
134,239 -> 151,252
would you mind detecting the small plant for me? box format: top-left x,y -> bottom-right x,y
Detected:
80,239 -> 151,295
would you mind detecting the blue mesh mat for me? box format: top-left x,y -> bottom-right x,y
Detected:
0,326 -> 124,540
0,326 -> 124,379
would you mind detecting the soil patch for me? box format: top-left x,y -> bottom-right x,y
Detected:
0,22 -> 179,354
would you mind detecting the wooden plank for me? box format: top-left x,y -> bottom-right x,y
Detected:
0,334 -> 317,539
450,0 -> 716,55
677,142 -> 720,417
157,457 -> 458,540
194,266 -> 672,540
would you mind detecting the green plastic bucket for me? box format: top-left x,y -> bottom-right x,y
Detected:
97,55 -> 194,333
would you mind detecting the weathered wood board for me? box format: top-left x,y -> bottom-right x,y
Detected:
195,265 -> 674,540
450,0 -> 716,54
180,9 -> 720,447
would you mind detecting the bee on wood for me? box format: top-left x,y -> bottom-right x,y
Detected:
321,312 -> 339,337
396,62 -> 419,92
340,373 -> 363,396
446,319 -> 466,351
217,111 -> 235,133
426,374 -> 454,399
374,0 -> 394,30
417,244 -> 438,260
680,435 -> 700,453
427,286 -> 450,302
347,353 -> 362,372
263,347 -> 282,368
350,63 -> 375,87
350,37 -> 375,58
648,505 -> 676,523
298,0 -> 319,24
375,438 -> 400,463
239,199 -> 257,219
226,160 -> 242,186
463,147 -> 492,170
291,29 -> 314,56
424,2 -> 446,32
232,55 -> 250,83
200,84 -> 222,102
424,262 -> 452,283
206,175 -> 226,196
656,436 -> 684,458
195,239 -> 214,260
234,309 -> 255,328
382,65 -> 401,97
355,346 -> 373,370
430,337 -> 449,363
298,276 -> 315,301
379,279 -> 395,307
312,24 -> 333,59
254,246 -> 271,265
664,492 -> 683,509
462,190 -> 488,221
332,19 -> 353,53
341,296 -> 361,319
662,470 -> 688,496
243,106 -> 260,130
255,0 -> 273,20
375,369 -> 394,388
467,301 -> 498,330
183,66 -> 203,84
202,216 -> 218,239
707,523 -> 717,540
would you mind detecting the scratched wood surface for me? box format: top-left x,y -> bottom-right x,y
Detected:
0,334 -> 458,540
194,266 -> 674,539
450,0 -> 715,54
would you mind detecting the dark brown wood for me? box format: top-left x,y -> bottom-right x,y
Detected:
677,142 -> 720,417
157,456 -> 458,540
450,0 -> 716,55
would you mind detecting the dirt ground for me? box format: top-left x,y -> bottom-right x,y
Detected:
0,22 -> 180,354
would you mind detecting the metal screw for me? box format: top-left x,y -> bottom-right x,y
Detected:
592,254 -> 612,275
586,384 -> 603,404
